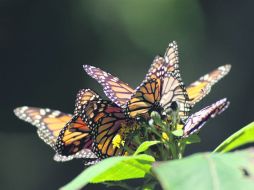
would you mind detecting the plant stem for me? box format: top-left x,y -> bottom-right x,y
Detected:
171,142 -> 178,159
178,140 -> 186,159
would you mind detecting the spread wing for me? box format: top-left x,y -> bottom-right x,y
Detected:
81,93 -> 128,159
14,89 -> 100,163
14,106 -> 72,147
126,56 -> 190,120
54,89 -> 100,163
186,64 -> 231,106
183,98 -> 230,137
83,65 -> 134,107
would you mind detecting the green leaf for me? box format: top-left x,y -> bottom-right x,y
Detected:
183,133 -> 201,144
153,149 -> 254,190
134,141 -> 161,156
214,122 -> 254,153
61,154 -> 155,190
171,129 -> 184,137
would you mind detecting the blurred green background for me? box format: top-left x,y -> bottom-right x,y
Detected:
1,0 -> 254,189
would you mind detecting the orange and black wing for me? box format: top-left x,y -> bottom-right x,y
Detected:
14,88 -> 98,147
149,41 -> 180,75
146,56 -> 165,78
14,106 -> 96,163
84,65 -> 134,107
14,89 -> 100,163
54,89 -> 103,162
55,115 -> 98,162
161,42 -> 190,119
186,64 -> 231,106
126,56 -> 190,120
183,98 -> 230,137
14,106 -> 72,148
126,78 -> 162,118
125,59 -> 165,118
81,92 -> 129,159
161,41 -> 191,119
93,104 -> 127,159
74,88 -> 99,115
83,55 -> 168,108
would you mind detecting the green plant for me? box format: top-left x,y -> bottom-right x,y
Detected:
60,108 -> 254,190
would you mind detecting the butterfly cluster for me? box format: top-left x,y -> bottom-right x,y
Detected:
14,41 -> 231,165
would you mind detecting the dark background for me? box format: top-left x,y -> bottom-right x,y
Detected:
1,0 -> 254,189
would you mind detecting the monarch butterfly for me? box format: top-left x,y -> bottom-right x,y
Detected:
83,41 -> 181,108
77,89 -> 136,159
183,98 -> 230,137
85,42 -> 190,120
84,41 -> 231,115
53,89 -> 135,159
14,90 -> 99,164
125,57 -> 190,120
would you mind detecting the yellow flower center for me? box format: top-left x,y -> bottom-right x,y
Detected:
162,132 -> 169,142
176,124 -> 184,130
112,134 -> 125,149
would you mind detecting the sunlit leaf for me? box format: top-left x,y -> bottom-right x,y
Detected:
134,141 -> 161,156
61,154 -> 155,190
171,129 -> 184,137
153,149 -> 254,190
214,122 -> 254,153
